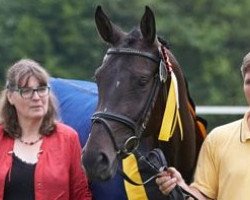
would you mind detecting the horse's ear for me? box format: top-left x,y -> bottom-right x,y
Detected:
95,5 -> 122,45
140,6 -> 156,45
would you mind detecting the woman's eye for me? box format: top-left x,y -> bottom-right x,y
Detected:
245,79 -> 250,85
21,88 -> 32,94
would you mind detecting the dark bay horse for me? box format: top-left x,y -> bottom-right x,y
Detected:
82,6 -> 206,199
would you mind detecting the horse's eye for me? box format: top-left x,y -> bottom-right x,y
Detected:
138,76 -> 149,86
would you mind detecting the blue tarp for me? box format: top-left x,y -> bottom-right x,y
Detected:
50,77 -> 98,147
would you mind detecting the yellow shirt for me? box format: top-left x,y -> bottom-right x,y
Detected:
191,112 -> 250,200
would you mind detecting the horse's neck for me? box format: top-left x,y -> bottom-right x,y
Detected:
142,84 -> 165,144
144,73 -> 192,137
142,68 -> 195,145
173,66 -> 195,127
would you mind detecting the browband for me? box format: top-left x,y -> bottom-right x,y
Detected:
106,48 -> 160,63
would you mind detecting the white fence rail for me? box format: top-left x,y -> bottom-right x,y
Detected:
196,106 -> 248,115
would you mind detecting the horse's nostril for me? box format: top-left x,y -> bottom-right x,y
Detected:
96,152 -> 109,168
97,152 -> 105,161
83,151 -> 110,171
82,150 -> 116,181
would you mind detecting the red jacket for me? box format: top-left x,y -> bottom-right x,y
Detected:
0,122 -> 92,200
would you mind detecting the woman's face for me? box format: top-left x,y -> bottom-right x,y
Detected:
7,76 -> 49,122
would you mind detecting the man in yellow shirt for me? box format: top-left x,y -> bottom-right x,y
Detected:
156,51 -> 250,200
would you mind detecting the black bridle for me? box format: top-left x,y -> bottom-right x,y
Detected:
92,47 -> 162,156
91,47 -> 165,185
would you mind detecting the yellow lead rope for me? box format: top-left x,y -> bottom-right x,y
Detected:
123,154 -> 148,200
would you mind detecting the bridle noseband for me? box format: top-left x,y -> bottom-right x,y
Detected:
91,111 -> 139,156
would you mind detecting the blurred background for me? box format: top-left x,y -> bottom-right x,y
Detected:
0,0 -> 249,131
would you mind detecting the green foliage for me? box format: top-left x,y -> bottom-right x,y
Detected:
0,0 -> 249,130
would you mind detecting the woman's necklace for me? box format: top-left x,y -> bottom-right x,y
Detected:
19,135 -> 43,145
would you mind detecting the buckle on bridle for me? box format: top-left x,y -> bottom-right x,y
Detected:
117,136 -> 140,156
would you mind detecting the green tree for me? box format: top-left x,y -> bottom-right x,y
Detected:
1,0 -> 250,130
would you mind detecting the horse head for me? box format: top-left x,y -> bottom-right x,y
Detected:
82,5 -> 205,184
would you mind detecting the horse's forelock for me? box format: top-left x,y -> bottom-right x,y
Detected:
121,28 -> 142,47
129,28 -> 142,38
120,28 -> 160,54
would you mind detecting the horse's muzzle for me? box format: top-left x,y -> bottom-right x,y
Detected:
82,148 -> 118,181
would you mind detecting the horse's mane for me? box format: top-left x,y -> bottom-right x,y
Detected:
157,36 -> 170,49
